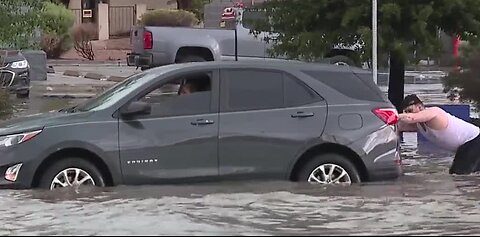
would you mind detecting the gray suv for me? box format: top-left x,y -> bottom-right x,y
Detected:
0,61 -> 401,190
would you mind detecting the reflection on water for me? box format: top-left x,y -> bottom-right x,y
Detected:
0,94 -> 82,121
1,93 -> 480,235
11,97 -> 77,117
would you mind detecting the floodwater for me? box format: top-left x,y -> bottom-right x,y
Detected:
1,88 -> 480,235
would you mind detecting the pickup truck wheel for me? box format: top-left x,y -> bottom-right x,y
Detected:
329,55 -> 355,67
176,55 -> 206,63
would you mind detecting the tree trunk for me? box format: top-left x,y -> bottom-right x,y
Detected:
388,50 -> 405,112
177,0 -> 193,10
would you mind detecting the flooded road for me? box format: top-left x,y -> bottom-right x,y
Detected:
1,88 -> 480,235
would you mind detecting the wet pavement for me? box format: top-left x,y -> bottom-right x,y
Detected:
1,81 -> 480,235
6,93 -> 82,120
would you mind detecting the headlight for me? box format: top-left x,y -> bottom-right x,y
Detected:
10,60 -> 29,69
0,130 -> 42,147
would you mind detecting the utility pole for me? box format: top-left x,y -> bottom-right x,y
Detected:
235,18 -> 238,61
372,0 -> 378,84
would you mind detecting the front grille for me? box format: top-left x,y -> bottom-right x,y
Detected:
0,70 -> 15,87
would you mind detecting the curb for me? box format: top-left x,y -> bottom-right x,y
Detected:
84,72 -> 106,80
107,76 -> 127,82
63,70 -> 82,77
47,59 -> 127,67
61,69 -> 127,82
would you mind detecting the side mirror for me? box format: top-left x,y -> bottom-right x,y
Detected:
120,101 -> 151,117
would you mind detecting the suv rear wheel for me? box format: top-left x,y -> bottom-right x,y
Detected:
38,158 -> 105,190
296,153 -> 361,185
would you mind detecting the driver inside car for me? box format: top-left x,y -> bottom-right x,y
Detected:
178,74 -> 211,95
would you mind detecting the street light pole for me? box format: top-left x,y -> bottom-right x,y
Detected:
372,0 -> 378,84
234,7 -> 240,61
235,19 -> 238,61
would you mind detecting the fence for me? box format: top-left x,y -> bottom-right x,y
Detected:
71,9 -> 82,25
109,6 -> 136,36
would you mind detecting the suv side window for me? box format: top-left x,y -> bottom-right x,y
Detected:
222,69 -> 284,112
302,70 -> 384,102
284,73 -> 323,107
139,71 -> 213,117
221,69 -> 323,112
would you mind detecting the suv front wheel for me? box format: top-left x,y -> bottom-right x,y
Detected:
39,158 -> 105,190
297,153 -> 361,185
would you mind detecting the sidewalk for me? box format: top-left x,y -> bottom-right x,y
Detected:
32,73 -> 116,99
51,64 -> 139,80
47,59 -> 127,66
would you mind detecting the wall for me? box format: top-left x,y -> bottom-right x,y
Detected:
69,0 -> 175,10
69,0 -> 81,9
110,0 -> 176,9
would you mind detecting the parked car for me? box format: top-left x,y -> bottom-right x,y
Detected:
127,6 -> 362,71
0,50 -> 30,98
0,61 -> 401,190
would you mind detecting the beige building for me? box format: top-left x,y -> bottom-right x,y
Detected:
67,0 -> 176,39
68,0 -> 175,10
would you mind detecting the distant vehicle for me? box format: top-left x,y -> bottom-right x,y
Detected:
0,61 -> 401,190
0,50 -> 30,98
127,4 -> 362,70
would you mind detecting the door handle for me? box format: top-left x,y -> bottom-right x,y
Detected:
291,112 -> 314,118
191,119 -> 215,126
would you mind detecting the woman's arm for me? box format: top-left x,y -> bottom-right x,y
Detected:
398,107 -> 441,124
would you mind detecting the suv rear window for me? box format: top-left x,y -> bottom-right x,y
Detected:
302,70 -> 384,102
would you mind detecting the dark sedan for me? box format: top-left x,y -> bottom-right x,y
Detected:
0,50 -> 30,98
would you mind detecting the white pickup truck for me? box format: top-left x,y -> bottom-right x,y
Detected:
127,6 -> 362,69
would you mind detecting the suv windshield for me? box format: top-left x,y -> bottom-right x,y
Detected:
63,72 -> 157,113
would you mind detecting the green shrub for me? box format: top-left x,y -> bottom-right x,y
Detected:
442,44 -> 480,112
180,0 -> 210,22
70,23 -> 97,60
40,2 -> 75,58
41,33 -> 72,59
138,9 -> 199,27
0,0 -> 43,49
41,2 -> 75,35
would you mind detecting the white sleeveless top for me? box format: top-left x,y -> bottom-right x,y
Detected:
417,113 -> 480,152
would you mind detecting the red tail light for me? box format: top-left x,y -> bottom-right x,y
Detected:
372,108 -> 399,125
144,31 -> 153,49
